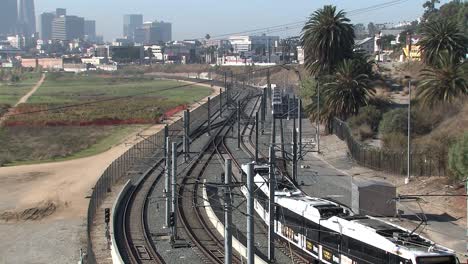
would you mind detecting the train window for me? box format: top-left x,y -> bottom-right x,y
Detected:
347,237 -> 387,263
319,226 -> 340,250
304,219 -> 319,241
416,256 -> 456,264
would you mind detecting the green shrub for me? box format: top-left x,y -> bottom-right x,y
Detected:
382,132 -> 407,151
349,105 -> 382,131
357,124 -> 374,141
379,108 -> 433,136
448,133 -> 468,181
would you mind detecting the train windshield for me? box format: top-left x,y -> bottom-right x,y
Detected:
416,256 -> 457,264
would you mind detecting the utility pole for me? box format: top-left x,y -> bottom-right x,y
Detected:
280,118 -> 285,161
171,142 -> 178,240
316,77 -> 320,153
246,163 -> 254,264
255,112 -> 259,163
292,125 -> 298,183
183,110 -> 189,162
262,88 -> 267,135
237,100 -> 241,149
405,76 -> 411,185
267,69 -> 271,100
271,113 -> 276,145
298,99 -> 302,160
165,136 -> 171,228
224,159 -> 233,264
220,88 -> 223,118
207,97 -> 211,135
268,145 -> 276,262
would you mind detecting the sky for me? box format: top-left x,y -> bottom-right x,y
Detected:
35,0 -> 451,41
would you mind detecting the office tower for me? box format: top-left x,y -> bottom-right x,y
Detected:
84,20 -> 96,40
40,12 -> 55,41
0,0 -> 18,36
135,21 -> 172,44
123,14 -> 143,40
52,15 -> 85,41
18,0 -> 36,36
56,8 -> 66,17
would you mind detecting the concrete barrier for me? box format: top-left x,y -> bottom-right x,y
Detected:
111,180 -> 132,264
202,182 -> 267,264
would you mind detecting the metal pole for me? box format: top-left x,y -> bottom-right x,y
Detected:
316,78 -> 320,153
224,72 -> 228,104
267,69 -> 271,101
405,79 -> 411,185
280,118 -> 285,161
298,99 -> 302,160
255,112 -> 259,163
183,110 -> 188,162
165,136 -> 171,228
292,126 -> 297,183
208,97 -> 211,135
225,159 -> 233,264
246,163 -> 254,264
268,145 -> 276,262
220,88 -> 223,118
171,142 -> 178,239
237,100 -> 241,149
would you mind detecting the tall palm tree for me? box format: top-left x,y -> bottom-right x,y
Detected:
419,19 -> 468,66
322,59 -> 374,119
301,5 -> 355,75
417,54 -> 467,106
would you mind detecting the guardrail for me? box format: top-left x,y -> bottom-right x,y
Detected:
86,76 -> 225,264
332,118 -> 447,177
110,180 -> 132,264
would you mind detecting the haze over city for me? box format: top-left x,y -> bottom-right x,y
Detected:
35,0 -> 451,41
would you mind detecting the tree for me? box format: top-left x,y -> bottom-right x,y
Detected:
417,53 -> 467,106
368,22 -> 377,36
448,132 -> 468,181
321,59 -> 374,120
205,34 -> 211,40
422,0 -> 441,21
301,5 -> 355,75
419,19 -> 468,65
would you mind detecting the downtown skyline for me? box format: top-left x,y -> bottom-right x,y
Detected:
34,0 -> 452,41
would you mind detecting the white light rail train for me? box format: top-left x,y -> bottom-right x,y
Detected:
241,164 -> 459,264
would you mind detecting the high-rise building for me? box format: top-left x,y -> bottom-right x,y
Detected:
55,8 -> 66,17
52,15 -> 85,41
40,12 -> 55,41
134,21 -> 172,44
84,20 -> 96,40
0,0 -> 18,36
18,0 -> 36,36
123,14 -> 143,40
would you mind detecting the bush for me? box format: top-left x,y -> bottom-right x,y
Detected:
349,105 -> 383,131
382,132 -> 407,151
356,124 -> 374,141
448,133 -> 468,181
379,108 -> 433,136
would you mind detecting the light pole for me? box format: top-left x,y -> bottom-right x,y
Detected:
405,76 -> 411,185
315,76 -> 320,153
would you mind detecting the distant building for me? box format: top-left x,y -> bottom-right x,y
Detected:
297,46 -> 304,65
55,8 -> 66,17
18,0 -> 36,36
123,14 -> 143,41
0,0 -> 18,36
84,20 -> 96,40
52,15 -> 85,41
39,12 -> 55,41
354,37 -> 376,55
228,35 -> 279,55
134,21 -> 172,44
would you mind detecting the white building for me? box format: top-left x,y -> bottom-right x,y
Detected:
297,46 -> 304,64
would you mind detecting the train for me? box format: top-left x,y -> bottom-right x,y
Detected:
241,163 -> 458,264
271,86 -> 299,119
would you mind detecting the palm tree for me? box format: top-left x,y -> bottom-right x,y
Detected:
301,5 -> 355,75
321,59 -> 374,120
418,19 -> 468,66
417,53 -> 467,106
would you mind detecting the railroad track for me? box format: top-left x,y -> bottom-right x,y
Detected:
115,93 -> 232,264
177,90 -> 252,264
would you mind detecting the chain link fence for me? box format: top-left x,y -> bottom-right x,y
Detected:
86,77 -> 224,264
332,118 -> 447,177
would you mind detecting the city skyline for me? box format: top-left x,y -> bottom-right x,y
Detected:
34,0 -> 451,41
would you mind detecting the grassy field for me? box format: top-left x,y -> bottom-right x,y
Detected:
0,73 -> 212,165
0,72 -> 41,115
0,125 -> 143,166
6,73 -> 212,125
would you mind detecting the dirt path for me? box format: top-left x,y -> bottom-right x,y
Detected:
0,73 -> 46,126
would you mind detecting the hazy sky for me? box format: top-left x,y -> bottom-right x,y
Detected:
35,0 -> 450,41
